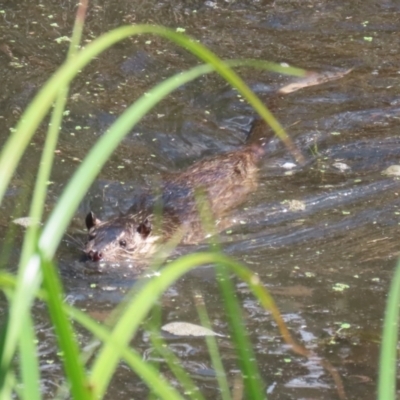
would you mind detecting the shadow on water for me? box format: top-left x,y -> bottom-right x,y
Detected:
1,0 -> 400,398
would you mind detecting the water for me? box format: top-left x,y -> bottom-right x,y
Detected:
1,0 -> 400,398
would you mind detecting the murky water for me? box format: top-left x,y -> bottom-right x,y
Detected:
1,0 -> 400,398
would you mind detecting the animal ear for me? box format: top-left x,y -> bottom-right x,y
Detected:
85,211 -> 101,230
137,218 -> 152,238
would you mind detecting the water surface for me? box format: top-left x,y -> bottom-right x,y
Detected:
1,0 -> 400,398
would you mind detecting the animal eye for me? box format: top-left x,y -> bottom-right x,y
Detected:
119,239 -> 127,248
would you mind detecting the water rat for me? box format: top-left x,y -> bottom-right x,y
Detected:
84,119 -> 271,262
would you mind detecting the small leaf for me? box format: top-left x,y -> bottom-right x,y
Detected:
161,322 -> 225,337
278,68 -> 353,94
13,217 -> 41,228
382,165 -> 400,177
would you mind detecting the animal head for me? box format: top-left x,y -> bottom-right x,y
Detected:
84,211 -> 159,262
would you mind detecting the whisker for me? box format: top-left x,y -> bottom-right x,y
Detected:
64,231 -> 85,247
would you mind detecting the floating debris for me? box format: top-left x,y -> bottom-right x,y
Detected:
283,199 -> 306,212
282,162 -> 297,170
332,283 -> 350,292
161,322 -> 225,337
332,162 -> 350,172
382,165 -> 400,177
278,68 -> 353,94
13,217 -> 41,228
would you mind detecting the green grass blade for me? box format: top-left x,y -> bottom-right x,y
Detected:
378,259 -> 400,400
0,25 -> 128,390
148,328 -> 205,400
39,254 -> 93,400
0,257 -> 42,396
0,291 -> 22,400
0,4 -> 89,394
146,306 -> 162,400
67,0 -> 88,61
231,263 -> 309,357
215,262 -> 265,399
193,189 -> 263,397
0,302 -> 11,397
194,292 -> 231,400
0,372 -> 15,400
19,316 -> 41,400
0,274 -> 18,291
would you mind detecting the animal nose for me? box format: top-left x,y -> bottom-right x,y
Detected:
88,250 -> 103,262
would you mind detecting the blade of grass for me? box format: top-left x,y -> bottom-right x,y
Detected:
0,303 -> 11,400
215,261 -> 265,399
18,315 -> 41,400
39,253 -> 93,400
378,259 -> 400,400
231,264 -> 308,357
194,189 -> 264,398
0,3 -> 90,395
146,305 -> 162,400
28,19 -> 89,396
0,255 -> 42,394
148,328 -> 205,400
0,273 -> 20,292
0,372 -> 15,400
194,291 -> 231,400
